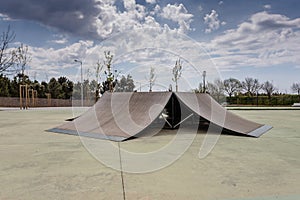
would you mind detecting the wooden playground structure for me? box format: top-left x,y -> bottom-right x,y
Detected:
18,84 -> 92,109
45,93 -> 51,107
19,84 -> 42,109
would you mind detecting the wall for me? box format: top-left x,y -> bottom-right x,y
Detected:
0,97 -> 94,107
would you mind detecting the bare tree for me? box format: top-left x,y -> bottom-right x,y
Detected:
101,51 -> 116,93
103,51 -> 114,92
291,83 -> 300,95
172,59 -> 182,92
0,25 -> 17,74
242,77 -> 261,96
16,44 -> 31,74
148,67 -> 156,92
262,81 -> 276,100
45,72 -> 49,82
207,82 -> 217,94
223,78 -> 241,99
95,60 -> 103,84
194,82 -> 204,93
215,78 -> 224,94
291,82 -> 300,102
15,44 -> 31,83
207,79 -> 225,102
94,59 -> 103,101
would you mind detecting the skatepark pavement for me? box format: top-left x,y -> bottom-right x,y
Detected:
0,108 -> 299,200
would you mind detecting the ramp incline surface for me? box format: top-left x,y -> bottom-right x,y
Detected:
48,92 -> 172,141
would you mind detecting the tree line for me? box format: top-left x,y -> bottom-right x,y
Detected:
194,77 -> 300,105
0,73 -> 135,100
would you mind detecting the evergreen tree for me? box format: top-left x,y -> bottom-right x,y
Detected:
115,74 -> 135,92
0,74 -> 10,97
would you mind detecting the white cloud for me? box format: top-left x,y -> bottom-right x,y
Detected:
152,4 -> 161,15
206,11 -> 300,70
26,27 -> 221,91
95,0 -> 150,38
221,21 -> 226,26
1,1 -> 193,41
50,38 -> 68,44
123,0 -> 136,10
212,11 -> 300,45
264,4 -> 271,9
94,1 -> 194,38
49,34 -> 69,44
204,10 -> 225,33
28,40 -> 94,80
198,5 -> 203,12
160,3 -> 194,33
218,1 -> 224,5
20,2 -> 300,92
160,3 -> 192,22
0,13 -> 12,21
145,0 -> 156,4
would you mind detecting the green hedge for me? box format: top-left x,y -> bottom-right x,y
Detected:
227,95 -> 300,106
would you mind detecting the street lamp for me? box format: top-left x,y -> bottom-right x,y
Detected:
202,70 -> 206,93
74,59 -> 83,107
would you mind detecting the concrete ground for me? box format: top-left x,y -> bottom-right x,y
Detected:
0,107 -> 299,200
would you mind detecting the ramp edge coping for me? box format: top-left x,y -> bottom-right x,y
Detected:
47,128 -> 127,141
247,125 -> 273,137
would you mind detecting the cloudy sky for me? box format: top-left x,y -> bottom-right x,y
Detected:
0,0 -> 299,92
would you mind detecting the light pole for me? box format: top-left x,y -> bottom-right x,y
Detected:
74,59 -> 83,107
202,70 -> 206,93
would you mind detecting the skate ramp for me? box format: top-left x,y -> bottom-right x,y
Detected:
48,92 -> 272,141
175,92 -> 272,137
48,92 -> 171,141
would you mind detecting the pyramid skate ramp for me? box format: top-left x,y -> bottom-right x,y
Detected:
48,92 -> 272,141
48,92 -> 171,141
175,92 -> 272,137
